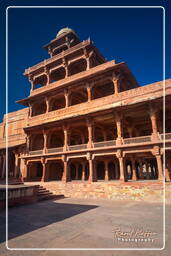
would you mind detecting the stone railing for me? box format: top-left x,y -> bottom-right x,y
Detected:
29,150 -> 43,155
27,133 -> 171,157
160,133 -> 171,140
47,147 -> 64,153
124,136 -> 152,144
68,144 -> 87,151
94,140 -> 116,148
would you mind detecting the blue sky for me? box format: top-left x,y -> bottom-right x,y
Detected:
0,0 -> 170,122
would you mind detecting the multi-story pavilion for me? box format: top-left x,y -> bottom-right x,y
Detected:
0,28 -> 171,183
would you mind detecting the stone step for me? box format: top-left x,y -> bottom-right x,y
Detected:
38,194 -> 64,201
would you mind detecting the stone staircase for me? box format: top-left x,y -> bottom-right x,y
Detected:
37,185 -> 64,201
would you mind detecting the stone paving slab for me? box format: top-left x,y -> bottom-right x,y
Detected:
0,197 -> 170,256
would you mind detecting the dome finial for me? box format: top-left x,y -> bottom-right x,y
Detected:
56,27 -> 76,37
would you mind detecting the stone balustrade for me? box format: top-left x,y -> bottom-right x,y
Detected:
27,133 -> 171,157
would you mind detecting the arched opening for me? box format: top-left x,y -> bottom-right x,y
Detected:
31,134 -> 44,151
69,59 -> 87,76
108,161 -> 118,180
97,161 -> 105,180
50,67 -> 66,83
50,96 -> 65,111
48,132 -> 64,148
70,88 -> 88,106
69,128 -> 88,146
53,45 -> 68,55
8,151 -> 15,178
126,161 -> 132,180
70,163 -> 76,180
92,80 -> 114,100
94,127 -> 104,142
85,163 -> 89,180
28,161 -> 43,181
33,74 -> 47,89
48,161 -> 63,181
32,101 -> 46,116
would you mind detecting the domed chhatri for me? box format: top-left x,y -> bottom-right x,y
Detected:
56,27 -> 76,37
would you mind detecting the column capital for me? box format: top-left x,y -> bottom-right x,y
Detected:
151,146 -> 161,156
62,154 -> 68,162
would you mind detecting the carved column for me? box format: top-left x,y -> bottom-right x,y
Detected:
86,83 -> 92,102
43,130 -> 48,154
14,153 -> 19,178
112,72 -> 120,94
128,127 -> 133,138
116,150 -> 126,181
63,125 -> 68,151
26,134 -> 30,153
115,113 -> 123,145
104,160 -> 109,181
28,103 -> 33,117
44,66 -> 50,85
45,97 -> 50,113
63,58 -> 68,77
149,106 -> 159,140
82,162 -> 86,181
64,89 -> 69,108
87,119 -> 93,148
28,74 -> 34,91
41,158 -> 48,182
21,159 -> 27,182
131,157 -> 137,181
152,146 -> 163,181
62,155 -> 70,182
87,153 -> 94,182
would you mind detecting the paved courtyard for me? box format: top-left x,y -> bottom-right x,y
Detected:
0,197 -> 170,256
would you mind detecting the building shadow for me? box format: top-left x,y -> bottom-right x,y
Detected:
0,199 -> 98,243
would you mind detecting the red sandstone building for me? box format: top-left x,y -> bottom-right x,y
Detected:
0,28 -> 171,184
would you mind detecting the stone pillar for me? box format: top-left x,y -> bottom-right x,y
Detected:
26,134 -> 30,153
87,153 -> 95,183
115,113 -> 123,145
149,107 -> 159,140
14,153 -> 19,178
112,73 -> 120,94
64,89 -> 69,108
131,158 -> 137,181
28,103 -> 33,117
28,74 -> 34,91
45,97 -> 50,113
21,159 -> 27,182
62,155 -> 70,182
63,126 -> 68,151
41,158 -> 48,182
86,84 -> 92,102
152,146 -> 163,181
82,162 -> 86,181
104,160 -> 109,181
145,161 -> 150,179
87,119 -> 93,148
155,155 -> 163,181
116,150 -> 126,181
44,66 -> 50,85
43,130 -> 48,154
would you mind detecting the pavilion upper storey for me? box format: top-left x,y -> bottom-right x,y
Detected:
23,28 -> 139,96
